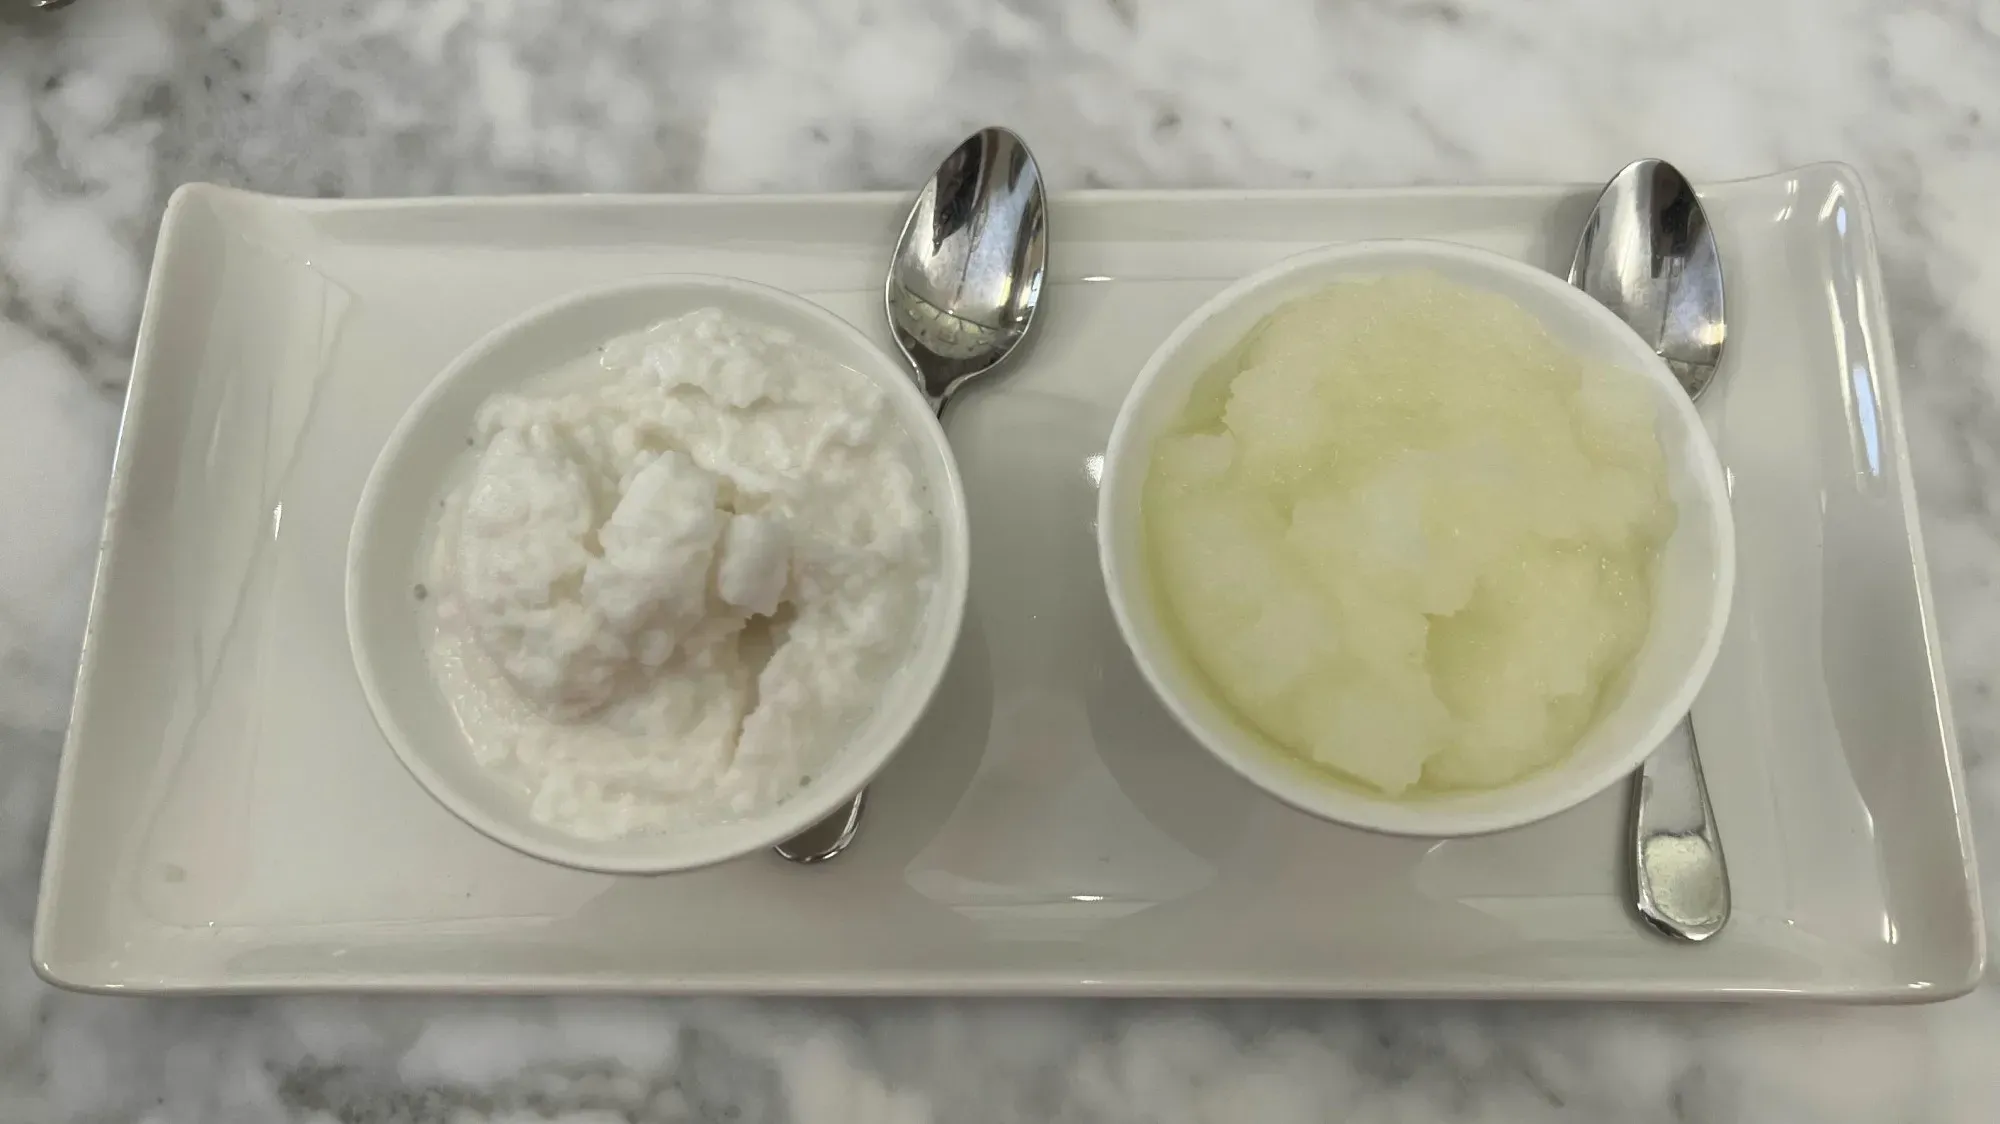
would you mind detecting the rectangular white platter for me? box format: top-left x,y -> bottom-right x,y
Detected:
34,164 -> 1984,1000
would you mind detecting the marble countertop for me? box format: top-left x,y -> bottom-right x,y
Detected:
4,0 -> 1998,1119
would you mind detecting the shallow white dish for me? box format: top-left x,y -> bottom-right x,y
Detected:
1099,239 -> 1735,837
348,276 -> 970,874
34,165 -> 1984,999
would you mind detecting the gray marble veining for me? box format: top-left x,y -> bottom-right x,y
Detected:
3,0 -> 1998,1120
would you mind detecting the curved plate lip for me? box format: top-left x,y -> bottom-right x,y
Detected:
343,274 -> 971,875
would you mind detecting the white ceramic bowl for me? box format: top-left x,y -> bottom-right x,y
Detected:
347,276 -> 970,873
1098,240 -> 1735,837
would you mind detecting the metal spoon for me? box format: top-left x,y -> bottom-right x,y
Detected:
774,126 -> 1048,864
1569,158 -> 1730,941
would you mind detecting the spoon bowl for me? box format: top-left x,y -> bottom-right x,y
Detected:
886,128 -> 1049,408
775,127 -> 1048,863
1571,160 -> 1726,402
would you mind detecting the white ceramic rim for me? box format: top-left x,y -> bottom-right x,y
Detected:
346,274 -> 970,873
1097,238 -> 1736,838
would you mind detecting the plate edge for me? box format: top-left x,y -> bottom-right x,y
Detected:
182,167 -> 1818,214
1811,161 -> 1989,986
31,182 -> 235,972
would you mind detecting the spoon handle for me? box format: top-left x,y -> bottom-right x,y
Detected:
771,788 -> 866,865
1630,715 -> 1729,940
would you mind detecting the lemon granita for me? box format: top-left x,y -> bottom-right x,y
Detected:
1142,273 -> 1675,796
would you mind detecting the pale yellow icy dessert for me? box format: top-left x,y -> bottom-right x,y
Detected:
1142,273 -> 1675,796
